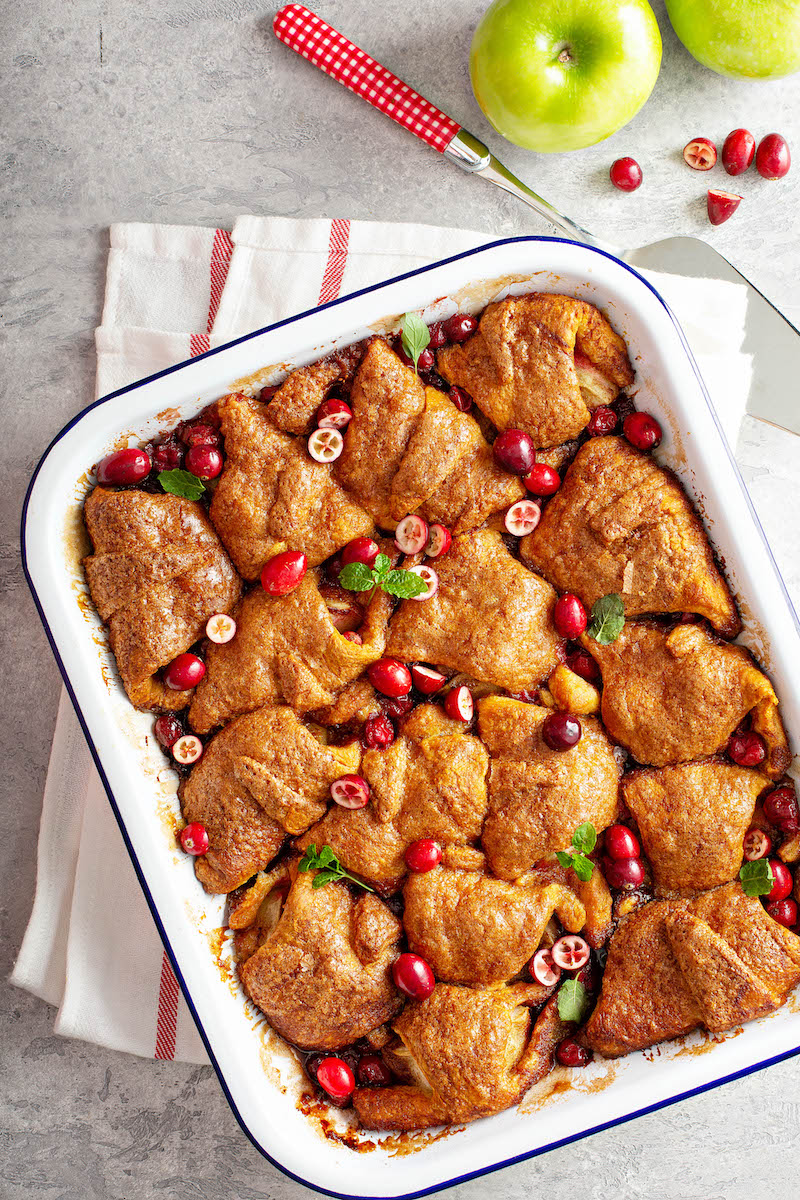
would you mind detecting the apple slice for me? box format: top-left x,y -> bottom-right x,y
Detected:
574,352 -> 618,407
707,189 -> 743,226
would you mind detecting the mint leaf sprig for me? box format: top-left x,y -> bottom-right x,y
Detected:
586,593 -> 625,645
401,313 -> 431,374
556,822 -> 597,882
299,843 -> 374,893
557,978 -> 590,1023
158,468 -> 206,500
739,858 -> 775,898
339,553 -> 428,600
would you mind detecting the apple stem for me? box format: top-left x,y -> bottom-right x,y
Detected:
557,46 -> 573,64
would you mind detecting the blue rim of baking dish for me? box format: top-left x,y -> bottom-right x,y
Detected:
19,235 -> 800,1200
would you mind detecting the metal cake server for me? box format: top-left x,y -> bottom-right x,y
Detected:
274,3 -> 800,437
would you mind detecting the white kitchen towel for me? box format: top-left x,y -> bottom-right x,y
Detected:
12,216 -> 752,1064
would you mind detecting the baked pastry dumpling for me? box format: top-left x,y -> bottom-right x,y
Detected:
520,438 -> 740,636
387,530 -> 564,691
180,704 -> 360,893
238,866 -> 402,1050
623,760 -> 767,896
584,884 -> 800,1057
403,864 -> 586,985
83,487 -> 241,711
209,391 -> 373,578
585,621 -> 790,777
263,345 -> 363,435
189,572 -> 392,733
421,440 -> 525,536
437,293 -> 633,445
296,705 -> 489,888
353,986 -> 566,1130
479,697 -> 622,880
530,854 -> 614,948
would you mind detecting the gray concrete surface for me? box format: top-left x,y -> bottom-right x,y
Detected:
2,1 -> 799,1197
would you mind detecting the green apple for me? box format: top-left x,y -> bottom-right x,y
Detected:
469,0 -> 662,153
666,0 -> 800,79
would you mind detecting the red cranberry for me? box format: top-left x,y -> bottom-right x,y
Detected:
494,429 -> 536,475
179,822 -> 209,855
96,447 -> 152,486
404,839 -> 443,873
566,650 -> 600,683
316,397 -> 353,429
683,137 -> 717,171
417,347 -> 435,372
363,714 -> 395,750
442,312 -> 477,342
410,664 -> 447,694
342,631 -> 363,644
609,157 -> 642,191
766,898 -> 798,928
367,658 -> 412,698
448,385 -> 472,412
261,550 -> 307,596
604,856 -> 645,889
152,439 -> 184,472
722,128 -> 756,176
556,1039 -> 593,1067
524,462 -> 561,496
380,693 -> 413,719
356,1054 -> 392,1087
163,653 -> 206,691
443,685 -> 474,722
766,859 -> 793,903
316,1057 -> 356,1103
623,411 -> 662,451
542,713 -> 582,751
428,321 -> 448,349
181,422 -> 220,448
154,714 -> 183,749
707,189 -> 743,226
341,537 -> 381,569
762,786 -> 800,833
755,133 -> 791,180
392,953 -> 435,1001
727,730 -> 766,767
553,594 -> 588,639
586,406 -> 618,437
185,444 -> 223,480
605,824 -> 641,861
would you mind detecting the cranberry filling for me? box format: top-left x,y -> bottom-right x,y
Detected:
363,714 -> 395,750
556,1039 -> 593,1067
442,312 -> 477,342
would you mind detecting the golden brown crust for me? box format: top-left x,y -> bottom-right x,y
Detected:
263,360 -> 346,435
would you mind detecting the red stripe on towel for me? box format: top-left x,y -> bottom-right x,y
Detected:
317,218 -> 350,305
154,952 -> 180,1059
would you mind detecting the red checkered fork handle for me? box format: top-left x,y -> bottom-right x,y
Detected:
273,3 -> 462,154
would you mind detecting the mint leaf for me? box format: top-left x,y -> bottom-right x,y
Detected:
381,569 -> 429,599
312,870 -> 339,887
158,468 -> 206,500
558,979 -> 589,1024
556,851 -> 574,871
401,312 -> 431,373
299,845 -> 318,873
556,823 -> 597,880
571,853 -> 595,882
297,842 -> 373,892
372,553 -> 391,578
740,858 -> 775,897
587,594 -> 625,645
572,823 -> 597,855
338,562 -> 375,592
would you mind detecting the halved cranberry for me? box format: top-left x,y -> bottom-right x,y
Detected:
623,411 -> 662,450
428,321 -> 448,349
411,664 -> 447,694
604,856 -> 645,889
556,1039 -> 593,1067
554,594 -> 588,639
172,735 -> 203,765
552,934 -> 590,970
505,499 -> 541,537
743,828 -> 772,861
762,786 -> 800,833
766,859 -> 793,902
448,385 -> 472,412
722,128 -> 756,176
707,189 -> 743,226
766,898 -> 798,928
179,822 -> 209,855
356,1054 -> 393,1087
368,658 -> 412,698
609,157 -> 642,191
341,537 -> 380,569
206,613 -> 236,644
261,550 -> 307,596
163,653 -> 206,691
683,137 -> 717,170
605,824 -> 641,861
154,714 -> 183,749
181,423 -> 220,448
444,685 -> 473,722
316,1057 -> 356,1103
330,774 -> 370,809
404,839 -> 443,873
524,462 -> 561,496
586,406 -> 618,437
308,427 -> 344,463
755,133 -> 791,180
363,713 -> 395,749
494,429 -> 535,475
380,693 -> 413,719
727,730 -> 766,767
96,447 -> 152,486
530,947 -> 561,987
442,312 -> 477,342
317,397 -> 353,430
542,713 -> 582,751
392,953 -> 435,1001
407,564 -> 439,600
425,524 -> 452,558
152,439 -> 184,472
395,514 -> 429,554
185,444 -> 222,480
566,650 -> 600,683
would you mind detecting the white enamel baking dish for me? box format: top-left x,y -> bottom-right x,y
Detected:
22,238 -> 800,1199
